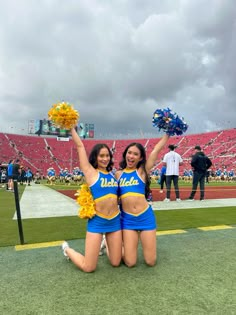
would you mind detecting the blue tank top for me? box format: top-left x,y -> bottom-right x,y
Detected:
89,170 -> 118,202
8,163 -> 13,176
118,169 -> 145,199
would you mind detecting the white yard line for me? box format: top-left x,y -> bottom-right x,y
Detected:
13,183 -> 236,219
13,184 -> 78,219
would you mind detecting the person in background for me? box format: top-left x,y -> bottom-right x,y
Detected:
47,167 -> 56,185
25,168 -> 33,186
59,168 -> 65,183
159,164 -> 166,193
188,146 -> 212,201
19,166 -> 26,185
62,128 -> 122,273
7,159 -> 14,191
205,169 -> 210,183
228,169 -> 235,182
215,168 -> 222,182
183,169 -> 190,182
162,145 -> 183,202
12,159 -> 20,183
34,170 -> 41,184
116,133 -> 169,268
0,165 -> 7,188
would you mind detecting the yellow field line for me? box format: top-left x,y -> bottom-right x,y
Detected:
13,225 -> 235,251
197,225 -> 234,231
157,229 -> 187,236
15,240 -> 64,251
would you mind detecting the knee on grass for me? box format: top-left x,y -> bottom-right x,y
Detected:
144,257 -> 156,267
81,264 -> 97,273
110,259 -> 121,268
124,258 -> 137,268
72,258 -> 97,273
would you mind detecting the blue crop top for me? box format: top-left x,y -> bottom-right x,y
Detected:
89,170 -> 118,202
118,169 -> 145,199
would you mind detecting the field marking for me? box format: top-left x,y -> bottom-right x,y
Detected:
14,184 -> 236,219
13,184 -> 78,219
15,240 -> 64,251
13,226 -> 235,252
152,198 -> 236,211
197,225 -> 234,231
157,229 -> 187,236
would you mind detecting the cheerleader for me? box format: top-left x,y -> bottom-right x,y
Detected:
62,128 -> 122,272
116,134 -> 169,267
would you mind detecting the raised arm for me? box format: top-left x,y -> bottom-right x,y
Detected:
145,134 -> 169,173
71,128 -> 95,181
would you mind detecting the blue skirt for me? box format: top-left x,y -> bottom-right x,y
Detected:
121,205 -> 157,231
87,211 -> 121,233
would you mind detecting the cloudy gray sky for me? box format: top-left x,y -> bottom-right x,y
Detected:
0,0 -> 235,139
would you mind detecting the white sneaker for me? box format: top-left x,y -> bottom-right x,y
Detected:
176,198 -> 181,202
99,235 -> 106,256
164,198 -> 170,202
62,241 -> 69,258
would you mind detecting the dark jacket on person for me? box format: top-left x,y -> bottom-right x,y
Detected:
12,162 -> 20,180
191,152 -> 212,173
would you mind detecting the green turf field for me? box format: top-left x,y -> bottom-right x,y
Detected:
1,182 -> 236,314
0,181 -> 236,247
1,229 -> 236,314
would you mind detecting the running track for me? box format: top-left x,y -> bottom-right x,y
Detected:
58,186 -> 236,202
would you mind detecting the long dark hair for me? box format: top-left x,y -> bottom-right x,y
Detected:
89,144 -> 113,172
119,142 -> 151,199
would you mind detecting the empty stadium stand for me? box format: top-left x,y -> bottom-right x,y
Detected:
0,128 -> 235,175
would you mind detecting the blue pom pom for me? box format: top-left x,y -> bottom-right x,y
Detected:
152,108 -> 188,136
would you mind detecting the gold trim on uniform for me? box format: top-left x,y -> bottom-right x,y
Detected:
120,192 -> 143,199
96,209 -> 120,219
94,193 -> 117,203
122,205 -> 149,216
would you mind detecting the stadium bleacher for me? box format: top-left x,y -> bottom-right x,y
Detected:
0,128 -> 235,175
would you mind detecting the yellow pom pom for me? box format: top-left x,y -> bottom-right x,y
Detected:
75,184 -> 96,219
48,102 -> 80,130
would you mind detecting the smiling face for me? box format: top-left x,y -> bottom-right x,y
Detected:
125,145 -> 142,169
89,143 -> 113,171
97,147 -> 111,171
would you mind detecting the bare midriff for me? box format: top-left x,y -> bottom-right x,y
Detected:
95,197 -> 119,217
120,195 -> 149,215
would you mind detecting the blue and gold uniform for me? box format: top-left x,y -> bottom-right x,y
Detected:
118,169 -> 156,231
87,170 -> 121,233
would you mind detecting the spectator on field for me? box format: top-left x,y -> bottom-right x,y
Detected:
159,164 -> 166,193
205,169 -> 210,183
188,146 -> 212,201
163,145 -> 183,202
7,160 -> 14,191
19,166 -> 26,185
34,170 -> 41,184
25,168 -> 33,186
0,168 -> 7,187
12,159 -> 20,182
